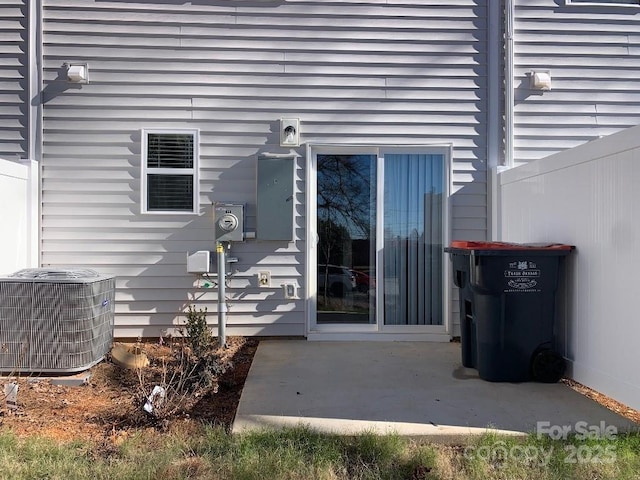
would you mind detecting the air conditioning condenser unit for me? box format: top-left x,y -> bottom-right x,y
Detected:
0,268 -> 115,373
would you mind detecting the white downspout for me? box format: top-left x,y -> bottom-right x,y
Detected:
505,0 -> 515,168
28,0 -> 43,268
487,0 -> 501,240
491,0 -> 515,242
28,0 -> 42,164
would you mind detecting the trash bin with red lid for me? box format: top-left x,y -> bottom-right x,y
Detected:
445,241 -> 574,382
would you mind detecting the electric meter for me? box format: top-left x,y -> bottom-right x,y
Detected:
214,204 -> 244,242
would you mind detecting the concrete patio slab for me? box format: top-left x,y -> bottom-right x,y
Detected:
233,341 -> 638,441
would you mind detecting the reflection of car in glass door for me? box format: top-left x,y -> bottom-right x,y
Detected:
350,269 -> 375,293
317,265 -> 356,298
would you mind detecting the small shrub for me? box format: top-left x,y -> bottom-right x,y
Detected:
181,305 -> 214,359
134,305 -> 228,424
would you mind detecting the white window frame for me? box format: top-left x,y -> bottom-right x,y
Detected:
141,129 -> 200,215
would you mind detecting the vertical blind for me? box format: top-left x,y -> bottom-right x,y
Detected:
383,154 -> 444,326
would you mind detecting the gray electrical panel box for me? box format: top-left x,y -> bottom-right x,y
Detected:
257,156 -> 294,241
214,203 -> 244,242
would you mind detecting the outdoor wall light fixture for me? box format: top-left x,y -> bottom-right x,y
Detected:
65,63 -> 89,84
280,118 -> 300,147
530,70 -> 552,91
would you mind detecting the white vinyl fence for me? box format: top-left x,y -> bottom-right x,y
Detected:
0,158 -> 38,275
498,125 -> 640,411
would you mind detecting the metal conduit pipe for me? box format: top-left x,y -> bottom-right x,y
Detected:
217,242 -> 227,348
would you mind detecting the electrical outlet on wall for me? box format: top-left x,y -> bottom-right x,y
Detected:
282,283 -> 297,299
258,271 -> 271,288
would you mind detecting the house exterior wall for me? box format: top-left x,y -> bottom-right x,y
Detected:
40,0 -> 490,338
0,0 -> 29,160
513,1 -> 640,164
499,124 -> 640,411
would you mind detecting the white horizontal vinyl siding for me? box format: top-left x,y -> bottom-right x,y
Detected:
41,0 -> 488,338
0,1 -> 27,159
513,1 -> 640,163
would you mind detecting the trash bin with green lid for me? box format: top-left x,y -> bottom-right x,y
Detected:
445,241 -> 574,383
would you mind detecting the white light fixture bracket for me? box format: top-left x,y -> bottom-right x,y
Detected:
65,63 -> 89,84
280,118 -> 300,147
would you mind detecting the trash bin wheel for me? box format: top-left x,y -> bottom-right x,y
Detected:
531,349 -> 566,383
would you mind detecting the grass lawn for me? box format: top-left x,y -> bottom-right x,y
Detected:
0,426 -> 638,480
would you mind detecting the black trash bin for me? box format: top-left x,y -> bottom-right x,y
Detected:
445,241 -> 574,383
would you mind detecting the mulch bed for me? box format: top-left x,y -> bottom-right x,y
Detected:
0,337 -> 259,444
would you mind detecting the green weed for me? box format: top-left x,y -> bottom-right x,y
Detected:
0,427 -> 637,480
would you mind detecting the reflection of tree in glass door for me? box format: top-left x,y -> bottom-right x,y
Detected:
316,155 -> 376,324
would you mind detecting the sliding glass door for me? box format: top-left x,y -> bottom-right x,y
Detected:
311,147 -> 447,331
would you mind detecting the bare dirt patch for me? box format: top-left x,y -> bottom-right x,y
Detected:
0,337 -> 258,445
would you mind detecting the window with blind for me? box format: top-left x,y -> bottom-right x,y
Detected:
141,130 -> 199,213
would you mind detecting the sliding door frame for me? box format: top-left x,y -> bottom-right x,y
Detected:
305,144 -> 452,341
